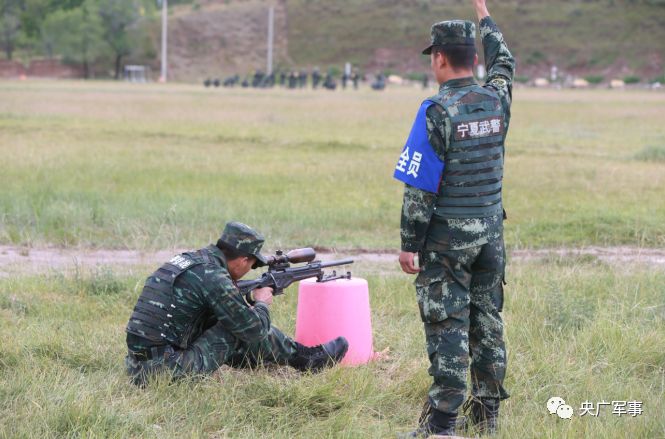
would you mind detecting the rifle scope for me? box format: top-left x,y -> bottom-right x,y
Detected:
266,248 -> 317,266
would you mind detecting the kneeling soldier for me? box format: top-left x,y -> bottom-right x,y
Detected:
125,221 -> 348,386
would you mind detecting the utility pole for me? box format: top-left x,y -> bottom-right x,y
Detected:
267,5 -> 274,74
160,0 -> 168,82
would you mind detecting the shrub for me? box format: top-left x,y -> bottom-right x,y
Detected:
634,145 -> 665,162
515,75 -> 530,84
526,50 -> 546,64
650,74 -> 665,83
584,75 -> 604,84
327,66 -> 341,77
623,75 -> 641,84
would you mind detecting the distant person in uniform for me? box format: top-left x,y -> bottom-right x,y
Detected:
260,72 -> 275,88
312,67 -> 322,89
252,70 -> 265,88
125,222 -> 349,387
288,71 -> 298,89
371,73 -> 386,90
223,74 -> 239,87
394,0 -> 515,436
323,73 -> 337,90
352,69 -> 360,89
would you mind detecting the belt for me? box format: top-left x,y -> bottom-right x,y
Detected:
128,345 -> 169,361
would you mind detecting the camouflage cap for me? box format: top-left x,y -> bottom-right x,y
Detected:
219,221 -> 267,268
422,20 -> 476,55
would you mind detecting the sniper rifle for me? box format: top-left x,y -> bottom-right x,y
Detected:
237,248 -> 353,303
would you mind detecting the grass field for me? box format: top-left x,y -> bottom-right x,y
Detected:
0,81 -> 664,250
0,259 -> 663,438
0,81 -> 664,438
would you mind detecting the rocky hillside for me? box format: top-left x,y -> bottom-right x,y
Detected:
163,0 -> 289,82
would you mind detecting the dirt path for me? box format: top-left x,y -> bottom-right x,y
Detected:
1,245 -> 664,277
509,246 -> 665,266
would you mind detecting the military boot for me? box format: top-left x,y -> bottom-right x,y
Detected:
289,336 -> 349,372
397,408 -> 457,439
461,396 -> 500,435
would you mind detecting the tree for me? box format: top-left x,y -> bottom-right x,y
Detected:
20,0 -> 84,40
40,1 -> 103,77
93,0 -> 152,79
0,0 -> 23,60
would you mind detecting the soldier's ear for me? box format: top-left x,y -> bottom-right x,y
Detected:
437,51 -> 448,69
473,53 -> 479,67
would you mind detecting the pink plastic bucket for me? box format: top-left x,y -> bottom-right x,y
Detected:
295,277 -> 374,365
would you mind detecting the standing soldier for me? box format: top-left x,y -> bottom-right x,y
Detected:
299,71 -> 308,88
394,0 -> 514,436
312,67 -> 322,89
288,71 -> 298,89
323,72 -> 337,90
351,69 -> 360,89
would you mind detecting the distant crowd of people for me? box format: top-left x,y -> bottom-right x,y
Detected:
203,68 -> 411,91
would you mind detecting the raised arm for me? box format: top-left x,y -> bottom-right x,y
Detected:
474,0 -> 490,20
474,1 -> 516,118
475,1 -> 515,83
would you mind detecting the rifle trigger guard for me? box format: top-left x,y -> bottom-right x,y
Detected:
268,273 -> 286,295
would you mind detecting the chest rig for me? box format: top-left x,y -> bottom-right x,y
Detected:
430,85 -> 505,219
126,250 -> 213,346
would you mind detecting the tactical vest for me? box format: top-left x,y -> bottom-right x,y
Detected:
126,250 -> 213,347
430,85 -> 505,219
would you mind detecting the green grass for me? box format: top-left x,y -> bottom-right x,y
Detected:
0,81 -> 663,436
0,260 -> 663,437
635,145 -> 665,162
0,81 -> 664,250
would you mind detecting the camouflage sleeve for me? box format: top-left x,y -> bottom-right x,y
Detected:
400,184 -> 436,252
202,266 -> 271,343
480,16 -> 515,120
399,105 -> 447,252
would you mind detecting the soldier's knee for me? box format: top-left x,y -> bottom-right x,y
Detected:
425,325 -> 470,381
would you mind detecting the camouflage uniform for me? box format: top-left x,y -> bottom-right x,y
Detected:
125,222 -> 298,386
399,17 -> 515,416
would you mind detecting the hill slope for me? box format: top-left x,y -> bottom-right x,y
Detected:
162,0 -> 665,82
162,0 -> 289,82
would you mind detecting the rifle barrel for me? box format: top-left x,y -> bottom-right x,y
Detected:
319,258 -> 354,268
